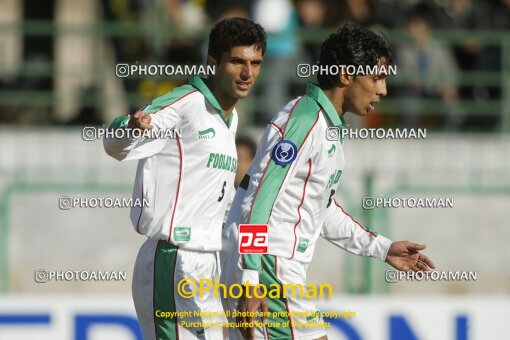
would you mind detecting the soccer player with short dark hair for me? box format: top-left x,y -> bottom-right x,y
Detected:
221,23 -> 435,340
104,17 -> 266,340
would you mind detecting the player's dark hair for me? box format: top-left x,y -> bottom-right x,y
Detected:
317,23 -> 393,90
235,135 -> 257,159
208,17 -> 267,62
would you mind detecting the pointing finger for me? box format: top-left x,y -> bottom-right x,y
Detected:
419,254 -> 435,269
407,242 -> 426,252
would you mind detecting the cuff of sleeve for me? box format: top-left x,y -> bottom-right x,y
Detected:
121,116 -> 131,128
370,235 -> 393,262
241,269 -> 259,285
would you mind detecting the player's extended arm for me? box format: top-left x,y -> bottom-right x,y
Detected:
385,241 -> 435,271
321,198 -> 393,261
103,105 -> 179,161
321,199 -> 435,270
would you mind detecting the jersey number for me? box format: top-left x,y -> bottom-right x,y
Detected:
327,189 -> 336,208
218,181 -> 227,202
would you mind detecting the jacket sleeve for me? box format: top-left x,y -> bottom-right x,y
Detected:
103,104 -> 180,161
321,198 -> 392,261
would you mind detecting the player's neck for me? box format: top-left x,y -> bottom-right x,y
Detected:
206,79 -> 237,121
217,97 -> 237,121
322,87 -> 345,117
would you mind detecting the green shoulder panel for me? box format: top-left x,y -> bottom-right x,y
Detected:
143,84 -> 196,114
107,84 -> 196,128
248,96 -> 320,225
243,96 -> 320,272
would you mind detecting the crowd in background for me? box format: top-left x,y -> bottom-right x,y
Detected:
0,0 -> 509,131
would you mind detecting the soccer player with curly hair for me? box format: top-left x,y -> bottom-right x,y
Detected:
221,23 -> 435,340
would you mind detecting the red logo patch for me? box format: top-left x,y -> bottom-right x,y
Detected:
238,224 -> 268,254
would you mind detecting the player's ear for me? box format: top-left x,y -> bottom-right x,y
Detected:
339,72 -> 353,86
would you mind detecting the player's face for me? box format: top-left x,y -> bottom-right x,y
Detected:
343,65 -> 388,116
213,45 -> 263,100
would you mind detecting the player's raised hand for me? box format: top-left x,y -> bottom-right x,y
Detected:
236,285 -> 268,340
385,241 -> 435,272
127,111 -> 153,130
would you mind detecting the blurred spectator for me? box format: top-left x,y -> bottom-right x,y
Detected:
1,0 -> 507,131
252,0 -> 300,124
0,0 -> 21,83
235,136 -> 257,189
296,0 -> 327,63
398,14 -> 462,130
98,0 -> 150,120
439,0 -> 494,29
296,0 -> 326,27
205,0 -> 252,21
342,0 -> 373,26
438,0 -> 504,129
0,0 -> 54,124
162,0 -> 207,64
489,0 -> 510,29
369,0 -> 412,28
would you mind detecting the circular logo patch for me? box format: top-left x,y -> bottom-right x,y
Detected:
271,140 -> 298,166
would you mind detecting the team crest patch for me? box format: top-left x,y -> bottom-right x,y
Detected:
271,139 -> 298,166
